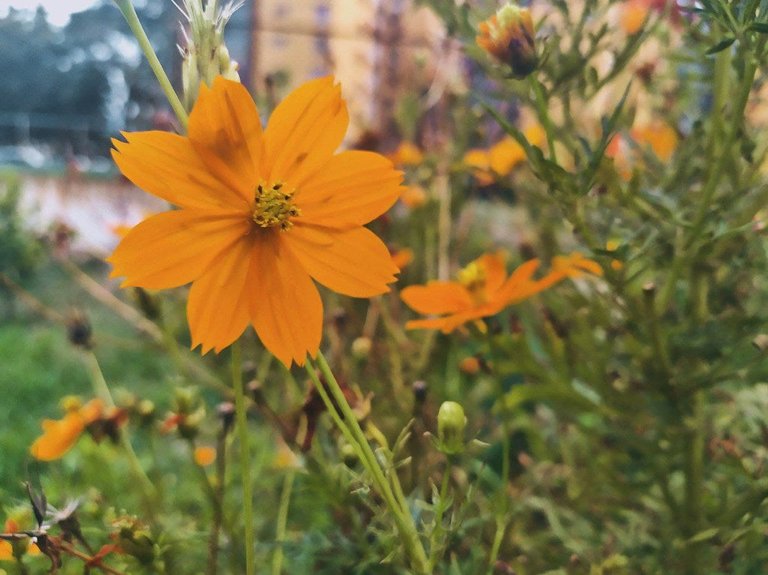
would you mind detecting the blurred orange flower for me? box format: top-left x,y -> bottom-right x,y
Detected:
30,398 -> 104,461
391,247 -> 414,270
607,121 -> 678,179
464,124 -> 545,184
399,185 -> 427,208
194,446 -> 217,466
621,0 -> 649,34
0,519 -> 40,560
109,77 -> 402,366
388,141 -> 424,166
401,252 -> 602,333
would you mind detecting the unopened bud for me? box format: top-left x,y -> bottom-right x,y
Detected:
476,3 -> 538,78
351,336 -> 372,359
217,401 -> 236,435
437,401 -> 467,455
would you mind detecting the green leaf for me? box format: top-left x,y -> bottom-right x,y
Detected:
749,22 -> 768,33
706,37 -> 736,54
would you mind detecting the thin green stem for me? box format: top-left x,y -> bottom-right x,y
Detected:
271,470 -> 296,575
487,516 -> 507,575
306,353 -> 430,574
428,463 -> 451,571
530,77 -> 558,163
83,351 -> 157,505
231,342 -> 255,575
113,0 -> 189,129
683,392 -> 705,575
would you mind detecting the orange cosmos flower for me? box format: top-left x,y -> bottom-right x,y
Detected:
30,398 -> 104,461
108,77 -> 402,366
401,252 -> 602,333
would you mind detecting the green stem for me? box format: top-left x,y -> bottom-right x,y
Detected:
530,77 -> 558,163
428,462 -> 451,571
271,470 -> 296,575
113,0 -> 189,129
487,516 -> 507,575
83,351 -> 157,505
231,342 -> 255,575
683,391 -> 705,575
306,353 -> 430,574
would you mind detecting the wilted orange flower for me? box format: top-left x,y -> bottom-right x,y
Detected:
477,4 -> 538,78
30,398 -> 104,461
109,77 -> 402,366
389,141 -> 424,166
401,252 -> 602,333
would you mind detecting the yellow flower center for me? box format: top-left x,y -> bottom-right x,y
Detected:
252,181 -> 301,230
458,261 -> 487,304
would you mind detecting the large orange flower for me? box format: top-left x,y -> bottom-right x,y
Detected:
109,77 -> 402,366
401,252 -> 602,333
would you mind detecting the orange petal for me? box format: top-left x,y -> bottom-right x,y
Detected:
285,225 -> 398,297
249,233 -> 323,367
80,399 -> 105,425
405,309 -> 483,333
187,235 -> 254,354
109,210 -> 250,290
263,77 -> 348,186
495,258 -> 542,304
401,282 -> 472,315
30,412 -> 85,461
188,78 -> 263,202
112,131 -> 247,210
478,252 -> 507,297
296,151 -> 403,227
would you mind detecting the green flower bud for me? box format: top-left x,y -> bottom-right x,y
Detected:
437,401 -> 467,455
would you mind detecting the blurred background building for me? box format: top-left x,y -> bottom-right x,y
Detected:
0,0 -> 453,254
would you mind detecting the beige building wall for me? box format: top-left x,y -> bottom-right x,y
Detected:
248,0 -> 449,143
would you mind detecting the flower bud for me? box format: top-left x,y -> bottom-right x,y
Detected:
351,336 -> 372,359
477,3 -> 538,79
177,0 -> 243,111
437,401 -> 467,455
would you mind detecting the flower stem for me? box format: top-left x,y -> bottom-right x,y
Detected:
683,392 -> 705,574
529,77 -> 558,163
231,342 -> 255,575
305,353 -> 430,574
428,461 -> 451,571
82,351 -> 157,509
112,0 -> 189,129
271,470 -> 295,575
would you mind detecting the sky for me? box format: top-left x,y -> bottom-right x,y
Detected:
0,0 -> 100,27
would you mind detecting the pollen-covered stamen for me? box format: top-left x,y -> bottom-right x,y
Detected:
458,261 -> 487,304
252,181 -> 301,230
